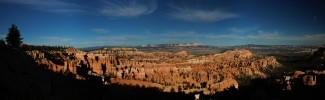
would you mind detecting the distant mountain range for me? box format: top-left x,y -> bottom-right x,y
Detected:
79,43 -> 205,51
140,43 -> 204,47
79,43 -> 325,51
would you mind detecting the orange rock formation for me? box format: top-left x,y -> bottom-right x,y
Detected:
26,48 -> 282,94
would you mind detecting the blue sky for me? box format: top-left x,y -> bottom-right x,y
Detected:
0,0 -> 324,48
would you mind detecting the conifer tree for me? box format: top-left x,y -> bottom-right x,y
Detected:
6,24 -> 23,48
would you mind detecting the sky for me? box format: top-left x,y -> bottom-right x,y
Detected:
0,0 -> 324,48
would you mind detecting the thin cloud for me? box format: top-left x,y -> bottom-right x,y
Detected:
287,33 -> 325,44
246,31 -> 280,39
229,26 -> 259,34
79,31 -> 325,46
41,36 -> 72,43
1,0 -> 83,13
100,0 -> 157,17
24,36 -> 74,46
168,5 -> 237,23
206,34 -> 245,39
162,31 -> 200,38
304,34 -> 325,38
262,33 -> 325,45
206,30 -> 282,40
95,35 -> 145,45
161,31 -> 205,43
212,30 -> 325,45
90,29 -> 325,46
92,28 -> 109,34
206,27 -> 260,39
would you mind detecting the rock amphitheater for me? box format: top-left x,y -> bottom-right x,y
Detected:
26,47 -> 282,95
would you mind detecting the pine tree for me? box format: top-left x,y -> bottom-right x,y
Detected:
6,24 -> 23,48
0,39 -> 6,48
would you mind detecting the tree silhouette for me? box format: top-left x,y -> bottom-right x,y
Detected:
0,39 -> 5,48
95,56 -> 99,62
77,60 -> 91,78
101,63 -> 107,74
6,24 -> 23,48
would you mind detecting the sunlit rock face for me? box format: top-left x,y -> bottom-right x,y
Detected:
26,48 -> 282,94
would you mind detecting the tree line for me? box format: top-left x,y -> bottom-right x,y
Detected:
21,44 -> 69,51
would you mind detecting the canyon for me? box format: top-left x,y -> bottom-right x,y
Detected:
26,47 -> 282,95
2,45 -> 325,100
